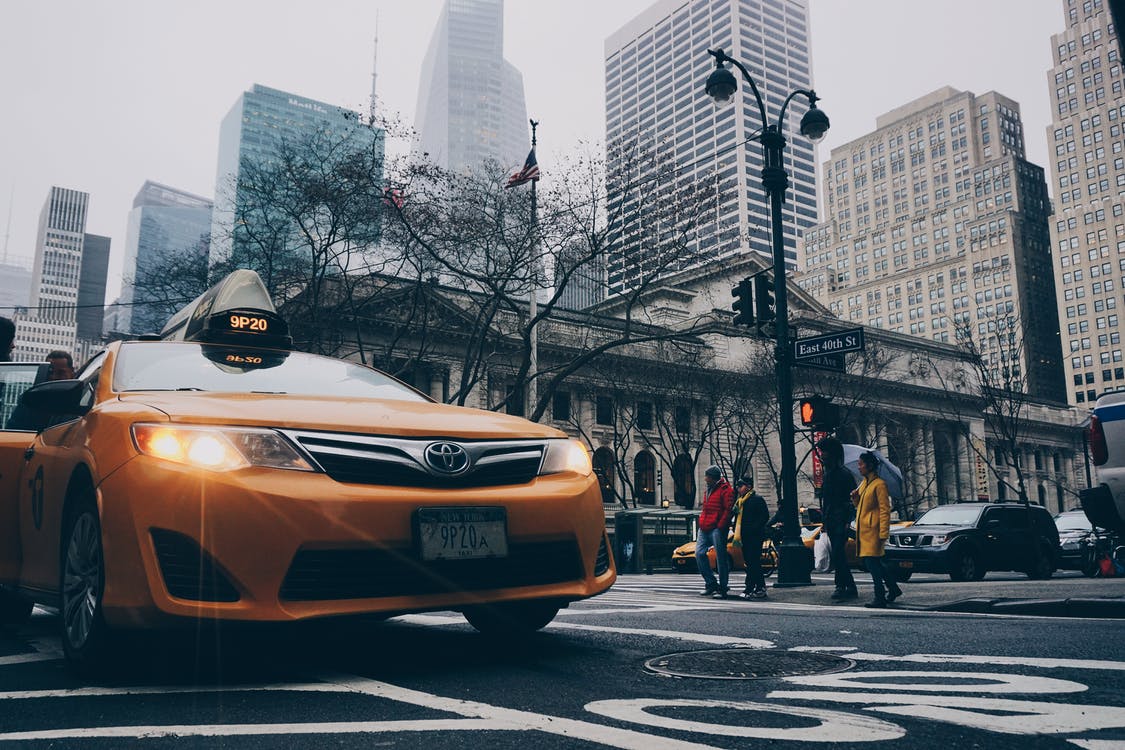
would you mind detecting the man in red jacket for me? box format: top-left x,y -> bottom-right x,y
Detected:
695,465 -> 735,599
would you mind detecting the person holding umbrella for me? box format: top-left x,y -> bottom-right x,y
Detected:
851,451 -> 903,608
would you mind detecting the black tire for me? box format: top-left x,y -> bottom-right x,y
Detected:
949,548 -> 982,582
463,600 -> 560,636
59,494 -> 115,674
0,587 -> 33,626
1026,546 -> 1056,580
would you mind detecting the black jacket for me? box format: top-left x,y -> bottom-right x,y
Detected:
821,464 -> 857,532
736,491 -> 770,537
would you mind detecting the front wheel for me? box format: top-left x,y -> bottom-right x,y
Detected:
463,600 -> 560,636
59,498 -> 115,673
949,548 -> 983,582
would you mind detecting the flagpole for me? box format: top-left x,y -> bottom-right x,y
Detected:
528,118 -> 539,418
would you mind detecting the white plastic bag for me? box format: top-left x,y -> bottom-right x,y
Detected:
813,532 -> 832,572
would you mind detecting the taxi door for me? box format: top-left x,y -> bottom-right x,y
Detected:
0,363 -> 49,584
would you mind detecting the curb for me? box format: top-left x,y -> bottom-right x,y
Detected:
928,597 -> 1125,618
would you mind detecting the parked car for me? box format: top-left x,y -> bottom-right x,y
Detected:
1055,510 -> 1097,572
885,502 -> 1059,581
672,518 -> 914,574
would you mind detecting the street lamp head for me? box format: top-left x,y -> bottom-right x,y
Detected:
799,102 -> 830,143
705,61 -> 737,104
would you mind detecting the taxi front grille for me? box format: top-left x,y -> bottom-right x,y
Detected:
282,431 -> 545,488
594,534 -> 612,576
150,529 -> 240,603
278,540 -> 583,601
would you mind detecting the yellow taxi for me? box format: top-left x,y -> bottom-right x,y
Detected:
0,271 -> 614,671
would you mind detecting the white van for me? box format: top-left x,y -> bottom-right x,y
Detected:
1083,390 -> 1125,533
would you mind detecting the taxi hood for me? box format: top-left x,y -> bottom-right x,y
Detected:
117,392 -> 566,440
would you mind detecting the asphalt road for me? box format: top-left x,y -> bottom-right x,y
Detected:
1,572 -> 1124,748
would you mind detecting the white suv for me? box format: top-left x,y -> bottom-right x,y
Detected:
1083,390 -> 1125,533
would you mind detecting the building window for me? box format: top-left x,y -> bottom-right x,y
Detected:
596,396 -> 614,425
552,391 -> 571,422
637,401 -> 653,430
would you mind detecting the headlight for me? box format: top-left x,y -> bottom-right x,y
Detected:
132,424 -> 314,472
929,534 -> 949,546
539,439 -> 592,476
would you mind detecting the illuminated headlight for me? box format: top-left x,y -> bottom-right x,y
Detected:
539,439 -> 593,476
132,424 -> 314,472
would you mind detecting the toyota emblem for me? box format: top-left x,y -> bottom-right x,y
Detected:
425,442 -> 470,474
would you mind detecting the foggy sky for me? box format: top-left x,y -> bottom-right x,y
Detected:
0,0 -> 1061,303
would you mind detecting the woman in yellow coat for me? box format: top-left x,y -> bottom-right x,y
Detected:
851,451 -> 903,608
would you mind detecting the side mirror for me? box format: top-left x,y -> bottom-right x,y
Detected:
19,379 -> 87,416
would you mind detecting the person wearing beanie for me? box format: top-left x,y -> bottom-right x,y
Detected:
696,464 -> 735,599
732,476 -> 770,600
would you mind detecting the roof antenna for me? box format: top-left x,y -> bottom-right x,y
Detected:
369,12 -> 379,123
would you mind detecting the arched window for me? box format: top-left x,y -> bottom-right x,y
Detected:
673,453 -> 696,509
634,451 -> 656,505
592,447 -> 616,504
1037,484 -> 1047,506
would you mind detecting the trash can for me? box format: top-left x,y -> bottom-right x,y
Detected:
614,511 -> 644,574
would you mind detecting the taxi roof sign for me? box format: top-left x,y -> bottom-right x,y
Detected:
160,270 -> 292,349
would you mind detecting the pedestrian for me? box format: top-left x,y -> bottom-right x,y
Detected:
45,350 -> 75,380
695,464 -> 735,599
851,450 -> 903,608
0,316 -> 14,362
817,436 -> 858,601
732,476 -> 769,600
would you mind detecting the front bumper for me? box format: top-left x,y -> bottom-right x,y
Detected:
883,545 -> 953,574
96,456 -> 615,628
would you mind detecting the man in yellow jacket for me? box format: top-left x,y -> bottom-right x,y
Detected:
851,451 -> 903,608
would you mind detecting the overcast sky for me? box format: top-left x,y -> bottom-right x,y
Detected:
0,0 -> 1061,302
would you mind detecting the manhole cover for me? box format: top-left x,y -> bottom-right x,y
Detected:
645,649 -> 854,680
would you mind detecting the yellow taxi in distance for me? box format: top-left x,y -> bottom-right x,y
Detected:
0,271 -> 614,671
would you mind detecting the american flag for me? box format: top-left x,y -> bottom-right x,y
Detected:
505,148 -> 540,188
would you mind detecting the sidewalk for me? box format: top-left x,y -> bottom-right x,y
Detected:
762,570 -> 1125,617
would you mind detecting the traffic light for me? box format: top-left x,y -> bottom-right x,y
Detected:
799,396 -> 840,429
754,274 -> 775,329
731,277 -> 754,327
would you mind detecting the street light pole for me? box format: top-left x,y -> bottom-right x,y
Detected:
704,48 -> 830,587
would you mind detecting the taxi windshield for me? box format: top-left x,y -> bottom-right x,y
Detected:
112,342 -> 427,402
914,505 -> 984,526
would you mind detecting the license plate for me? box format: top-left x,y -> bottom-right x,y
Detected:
899,561 -> 913,569
417,507 -> 508,561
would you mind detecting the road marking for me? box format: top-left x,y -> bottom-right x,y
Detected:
0,653 -> 58,667
768,691 -> 1125,736
0,719 -> 510,742
1068,740 -> 1125,749
784,670 -> 1087,694
0,683 -> 354,701
324,674 -> 725,750
394,614 -> 775,649
844,651 -> 1125,672
584,698 -> 905,742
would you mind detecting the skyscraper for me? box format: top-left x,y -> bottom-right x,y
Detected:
796,87 -> 1065,402
1045,0 -> 1124,405
15,187 -> 90,361
415,0 -> 529,172
115,181 -> 212,335
77,233 -> 110,341
604,0 -> 818,295
209,84 -> 384,267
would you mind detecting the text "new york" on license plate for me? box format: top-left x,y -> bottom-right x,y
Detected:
417,507 -> 508,561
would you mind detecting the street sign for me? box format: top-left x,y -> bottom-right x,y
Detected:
793,328 -> 865,360
793,353 -> 846,372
